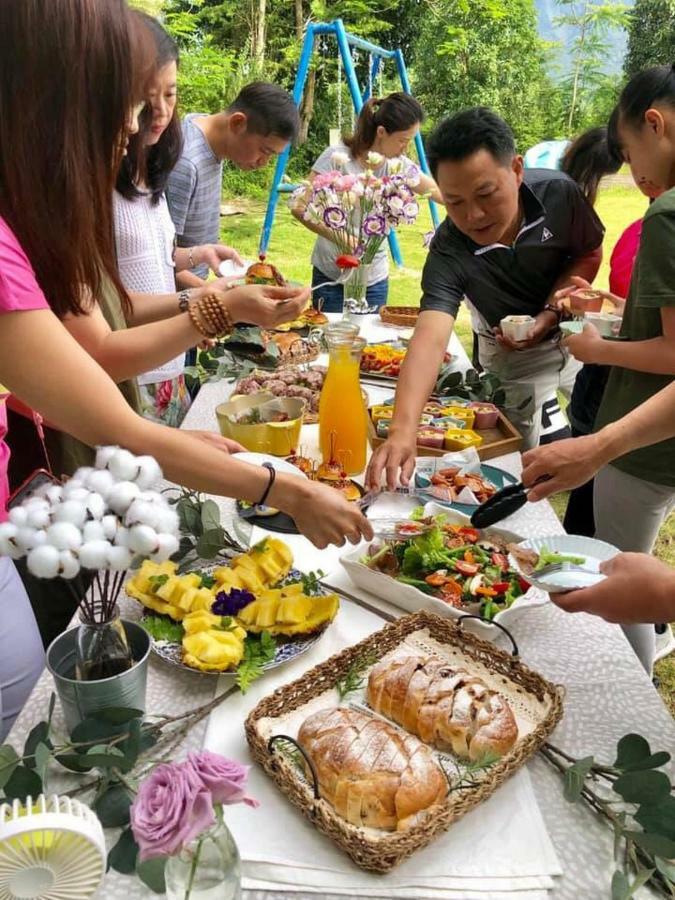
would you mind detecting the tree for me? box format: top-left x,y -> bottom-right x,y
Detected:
412,0 -> 553,151
554,0 -> 630,132
624,0 -> 675,76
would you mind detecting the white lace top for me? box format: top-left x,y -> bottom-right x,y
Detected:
113,190 -> 185,385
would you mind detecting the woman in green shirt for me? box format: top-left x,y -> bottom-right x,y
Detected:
563,65 -> 675,675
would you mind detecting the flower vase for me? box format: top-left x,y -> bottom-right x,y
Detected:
75,603 -> 134,681
165,820 -> 242,900
342,263 -> 371,318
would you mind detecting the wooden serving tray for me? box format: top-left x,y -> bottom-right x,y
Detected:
379,306 -> 420,327
245,610 -> 563,872
367,409 -> 522,462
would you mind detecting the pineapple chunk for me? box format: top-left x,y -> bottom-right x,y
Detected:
182,629 -> 245,671
182,610 -> 221,634
277,592 -> 313,624
238,590 -> 339,636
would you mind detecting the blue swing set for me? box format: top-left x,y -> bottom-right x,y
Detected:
258,18 -> 440,266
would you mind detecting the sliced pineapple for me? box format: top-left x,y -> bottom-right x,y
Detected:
182,628 -> 246,671
238,587 -> 339,636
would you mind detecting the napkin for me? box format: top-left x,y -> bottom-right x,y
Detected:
202,597 -> 562,897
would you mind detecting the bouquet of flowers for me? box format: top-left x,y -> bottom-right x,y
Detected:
292,150 -> 424,309
0,447 -> 180,679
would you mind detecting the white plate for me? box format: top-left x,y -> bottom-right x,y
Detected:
218,258 -> 252,279
339,503 -> 549,637
508,534 -> 620,593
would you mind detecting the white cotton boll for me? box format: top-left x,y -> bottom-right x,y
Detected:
59,550 -> 80,580
72,466 -> 94,484
124,499 -> 160,531
149,533 -> 179,562
133,456 -> 163,490
113,526 -> 130,548
46,522 -> 82,551
82,520 -> 105,543
95,446 -> 118,470
85,469 -> 115,498
27,544 -> 60,578
127,524 -> 159,555
78,540 -> 112,570
155,507 -> 180,536
26,505 -> 52,530
8,507 -> 28,527
62,485 -> 90,504
108,449 -> 139,483
107,481 -> 140,516
54,500 -> 88,528
108,545 -> 132,571
101,515 -> 119,541
0,522 -> 22,560
14,527 -> 47,552
23,496 -> 50,510
44,485 -> 64,505
85,492 -> 106,521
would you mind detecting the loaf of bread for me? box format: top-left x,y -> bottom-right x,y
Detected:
297,707 -> 447,831
367,654 -> 518,761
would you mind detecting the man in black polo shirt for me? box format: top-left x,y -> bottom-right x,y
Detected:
367,107 -> 604,489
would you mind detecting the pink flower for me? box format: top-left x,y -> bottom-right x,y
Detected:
312,170 -> 341,189
155,379 -> 174,412
334,174 -> 357,193
130,762 -> 216,861
187,751 -> 260,808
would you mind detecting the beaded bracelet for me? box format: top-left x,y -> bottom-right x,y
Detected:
188,293 -> 235,339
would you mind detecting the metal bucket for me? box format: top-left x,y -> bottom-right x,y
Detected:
46,620 -> 151,734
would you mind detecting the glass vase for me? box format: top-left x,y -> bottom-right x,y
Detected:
165,820 -> 242,900
75,603 -> 134,681
342,263 -> 371,318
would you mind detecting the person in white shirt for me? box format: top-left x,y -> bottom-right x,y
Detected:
114,14 -> 242,425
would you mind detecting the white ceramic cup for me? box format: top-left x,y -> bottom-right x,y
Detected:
500,314 -> 535,342
584,311 -> 622,338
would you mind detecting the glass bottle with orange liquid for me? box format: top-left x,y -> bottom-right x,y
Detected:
319,331 -> 368,476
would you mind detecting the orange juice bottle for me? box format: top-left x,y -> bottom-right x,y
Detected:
319,335 -> 368,475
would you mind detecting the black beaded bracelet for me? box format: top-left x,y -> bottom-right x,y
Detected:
257,462 -> 276,507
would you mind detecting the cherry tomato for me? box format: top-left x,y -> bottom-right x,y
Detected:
458,527 -> 480,543
491,581 -> 511,594
425,572 -> 448,586
336,254 -> 360,269
491,552 -> 509,572
454,560 -> 480,576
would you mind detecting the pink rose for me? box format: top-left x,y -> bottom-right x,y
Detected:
313,170 -> 340,190
187,751 -> 260,808
130,762 -> 215,861
334,174 -> 357,193
155,379 -> 174,412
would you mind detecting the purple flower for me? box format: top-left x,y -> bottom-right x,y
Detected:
323,206 -> 347,229
403,200 -> 420,221
130,762 -> 215,861
212,588 -> 255,617
187,752 -> 260,808
362,214 -> 386,237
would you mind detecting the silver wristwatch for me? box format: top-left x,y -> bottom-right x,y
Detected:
178,289 -> 192,312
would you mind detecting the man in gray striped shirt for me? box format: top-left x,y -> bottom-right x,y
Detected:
167,82 -> 299,284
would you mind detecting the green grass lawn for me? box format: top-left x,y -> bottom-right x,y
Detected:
221,183 -> 674,704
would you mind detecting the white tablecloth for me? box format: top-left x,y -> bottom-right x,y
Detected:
7,315 -> 675,899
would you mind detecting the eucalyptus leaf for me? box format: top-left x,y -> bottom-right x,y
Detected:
614,734 -> 652,770
0,745 -> 20,789
177,499 -> 203,537
655,856 -> 675,883
94,784 -> 132,828
23,721 -> 50,768
136,856 -> 167,894
629,867 -> 656,894
3,765 -> 43,802
200,498 -> 221,532
611,870 -> 630,900
635,795 -> 675,840
70,716 -> 125,747
196,527 -> 226,560
108,827 -> 139,874
118,718 -> 143,772
85,744 -> 126,769
563,756 -> 594,802
621,751 -> 671,772
613,770 -> 671,806
34,743 -> 51,784
625,830 -> 675,859
55,753 -> 94,773
92,707 -> 143,726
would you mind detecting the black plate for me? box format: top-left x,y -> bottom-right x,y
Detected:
236,480 -> 364,534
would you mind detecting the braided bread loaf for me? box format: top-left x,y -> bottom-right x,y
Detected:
367,654 -> 518,761
297,707 -> 447,831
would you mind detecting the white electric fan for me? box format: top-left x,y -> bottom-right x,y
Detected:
0,795 -> 106,899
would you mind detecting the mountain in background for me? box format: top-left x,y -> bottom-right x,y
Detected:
534,0 -> 632,74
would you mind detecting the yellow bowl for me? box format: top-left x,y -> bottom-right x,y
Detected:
216,395 -> 305,456
444,428 -> 483,451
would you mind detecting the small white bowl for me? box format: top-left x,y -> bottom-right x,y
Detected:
584,311 -> 622,338
508,534 -> 620,593
500,315 -> 535,342
218,258 -> 252,279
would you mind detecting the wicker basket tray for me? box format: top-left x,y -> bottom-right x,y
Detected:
379,306 -> 420,327
245,610 -> 563,872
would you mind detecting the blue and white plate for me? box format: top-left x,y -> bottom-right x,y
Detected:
415,463 -> 518,517
508,534 -> 620,594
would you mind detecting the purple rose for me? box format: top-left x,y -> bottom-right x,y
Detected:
130,762 -> 215,861
187,751 -> 260,808
212,588 -> 254,616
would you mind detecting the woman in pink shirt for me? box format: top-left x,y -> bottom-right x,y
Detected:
0,0 -> 373,736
